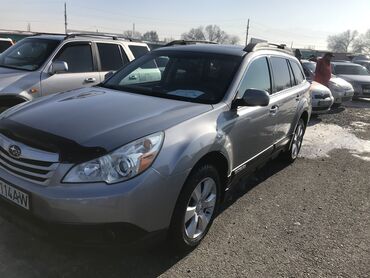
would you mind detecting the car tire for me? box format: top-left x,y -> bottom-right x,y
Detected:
169,164 -> 221,251
282,118 -> 306,163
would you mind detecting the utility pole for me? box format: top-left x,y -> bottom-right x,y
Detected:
27,22 -> 31,32
245,19 -> 250,46
132,23 -> 135,38
64,2 -> 68,34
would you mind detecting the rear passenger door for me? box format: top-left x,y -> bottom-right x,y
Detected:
41,42 -> 101,95
96,42 -> 129,81
268,57 -> 303,142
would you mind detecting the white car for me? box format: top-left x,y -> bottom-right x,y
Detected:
302,60 -> 354,105
0,38 -> 13,53
310,81 -> 334,114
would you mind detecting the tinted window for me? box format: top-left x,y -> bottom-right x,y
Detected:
238,57 -> 271,98
0,41 -> 12,53
97,43 -> 126,71
334,64 -> 369,76
0,38 -> 59,71
270,57 -> 291,92
290,61 -> 305,84
129,45 -> 149,58
102,53 -> 241,104
55,44 -> 93,73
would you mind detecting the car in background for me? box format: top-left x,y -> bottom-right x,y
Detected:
302,60 -> 354,105
331,61 -> 370,99
351,54 -> 370,63
0,43 -> 311,250
309,82 -> 334,114
0,33 -> 151,112
0,38 -> 14,53
353,60 -> 370,72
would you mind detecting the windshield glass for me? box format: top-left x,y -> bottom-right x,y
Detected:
334,64 -> 370,76
0,38 -> 59,71
101,51 -> 242,104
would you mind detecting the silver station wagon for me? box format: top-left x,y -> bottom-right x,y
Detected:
0,42 -> 311,250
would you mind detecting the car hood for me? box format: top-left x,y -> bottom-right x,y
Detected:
329,77 -> 353,89
336,74 -> 370,83
0,87 -> 212,162
0,66 -> 32,93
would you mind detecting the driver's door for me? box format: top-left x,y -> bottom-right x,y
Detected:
41,42 -> 101,96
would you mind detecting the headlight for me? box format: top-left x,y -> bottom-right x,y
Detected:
63,132 -> 164,184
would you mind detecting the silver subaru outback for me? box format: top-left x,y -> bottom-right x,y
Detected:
0,43 -> 311,250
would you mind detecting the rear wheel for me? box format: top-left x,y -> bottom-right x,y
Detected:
282,118 -> 306,163
169,164 -> 221,251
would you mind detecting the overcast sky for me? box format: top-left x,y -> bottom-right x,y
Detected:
1,0 -> 370,49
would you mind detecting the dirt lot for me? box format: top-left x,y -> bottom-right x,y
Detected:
0,100 -> 369,278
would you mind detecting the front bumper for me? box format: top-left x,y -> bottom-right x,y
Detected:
0,165 -> 189,234
332,89 -> 354,104
311,97 -> 334,114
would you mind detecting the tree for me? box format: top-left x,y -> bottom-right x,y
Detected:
327,30 -> 358,52
181,25 -> 240,45
182,26 -> 206,41
352,30 -> 370,53
142,31 -> 159,42
123,30 -> 142,39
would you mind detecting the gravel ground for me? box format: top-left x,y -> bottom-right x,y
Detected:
0,100 -> 369,278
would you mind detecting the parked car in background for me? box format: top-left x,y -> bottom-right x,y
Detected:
309,82 -> 334,114
302,60 -> 354,105
0,42 -> 311,250
331,61 -> 370,99
353,60 -> 370,72
351,54 -> 370,63
0,38 -> 14,53
0,33 -> 150,112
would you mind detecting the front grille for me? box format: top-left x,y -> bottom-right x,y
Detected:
0,135 -> 59,186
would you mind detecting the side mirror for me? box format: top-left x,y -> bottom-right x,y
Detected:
49,61 -> 68,75
104,71 -> 114,80
232,89 -> 270,109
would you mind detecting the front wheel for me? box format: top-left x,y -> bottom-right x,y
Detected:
282,118 -> 306,163
169,164 -> 221,251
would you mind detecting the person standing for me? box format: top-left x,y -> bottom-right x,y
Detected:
314,53 -> 334,86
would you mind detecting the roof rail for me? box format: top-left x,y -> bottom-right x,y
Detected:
164,40 -> 218,47
65,32 -> 145,42
32,32 -> 66,37
66,32 -> 120,40
244,42 -> 293,55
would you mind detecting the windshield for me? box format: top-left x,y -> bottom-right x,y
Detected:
334,64 -> 370,76
101,51 -> 242,104
0,38 -> 59,71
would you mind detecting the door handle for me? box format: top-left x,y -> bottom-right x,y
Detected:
85,77 -> 96,83
270,105 -> 279,115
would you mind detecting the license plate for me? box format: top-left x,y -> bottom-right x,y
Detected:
0,179 -> 30,210
363,89 -> 370,94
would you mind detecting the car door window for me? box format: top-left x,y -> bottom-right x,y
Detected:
270,57 -> 291,93
97,43 -> 128,71
237,57 -> 271,98
129,45 -> 149,59
290,60 -> 305,84
54,44 -> 93,73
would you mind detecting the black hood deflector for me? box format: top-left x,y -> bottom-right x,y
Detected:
0,119 -> 107,163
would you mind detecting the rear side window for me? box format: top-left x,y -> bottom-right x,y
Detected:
55,44 -> 93,73
129,45 -> 149,58
97,43 -> 128,71
290,61 -> 305,84
270,57 -> 292,92
237,57 -> 271,98
0,41 -> 12,53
